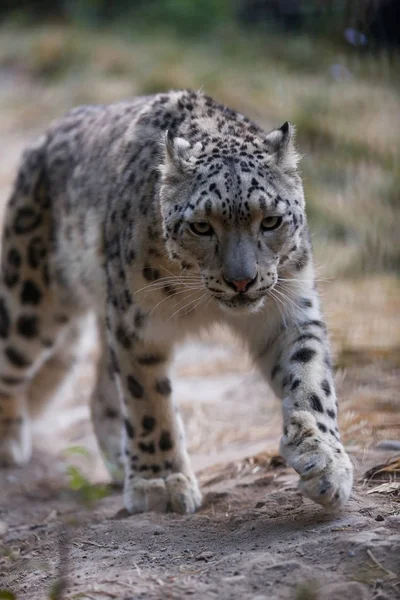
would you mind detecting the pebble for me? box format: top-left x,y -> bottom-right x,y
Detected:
375,514 -> 385,522
195,551 -> 215,561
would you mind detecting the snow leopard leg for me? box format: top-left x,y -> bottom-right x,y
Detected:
104,306 -> 201,514
0,141 -> 79,466
250,291 -> 353,508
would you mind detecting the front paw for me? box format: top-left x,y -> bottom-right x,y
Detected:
124,471 -> 202,514
280,411 -> 353,509
0,418 -> 32,467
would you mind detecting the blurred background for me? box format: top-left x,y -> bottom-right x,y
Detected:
0,3 -> 399,598
0,0 -> 399,468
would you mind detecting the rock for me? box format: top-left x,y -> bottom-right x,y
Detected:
195,551 -> 215,561
323,582 -> 369,600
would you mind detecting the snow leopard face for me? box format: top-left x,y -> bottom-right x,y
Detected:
159,125 -> 306,313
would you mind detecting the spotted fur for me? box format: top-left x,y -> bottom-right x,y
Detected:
0,90 -> 353,513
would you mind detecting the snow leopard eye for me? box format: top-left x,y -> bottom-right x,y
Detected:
190,222 -> 213,236
261,216 -> 282,232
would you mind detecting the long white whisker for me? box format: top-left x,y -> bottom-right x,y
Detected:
268,289 -> 288,328
148,287 -> 202,317
133,277 -> 203,296
272,286 -> 310,317
176,292 -> 211,319
167,292 -> 209,322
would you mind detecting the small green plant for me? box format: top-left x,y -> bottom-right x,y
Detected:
0,591 -> 16,600
63,445 -> 112,507
66,465 -> 111,508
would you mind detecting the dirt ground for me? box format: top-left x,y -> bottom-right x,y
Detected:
0,86 -> 399,600
0,303 -> 399,600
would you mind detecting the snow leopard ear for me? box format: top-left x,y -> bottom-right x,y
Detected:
264,122 -> 300,170
164,130 -> 192,173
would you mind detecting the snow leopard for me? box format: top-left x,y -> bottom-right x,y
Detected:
0,90 -> 353,513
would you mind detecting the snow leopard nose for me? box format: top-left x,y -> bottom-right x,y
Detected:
223,274 -> 258,293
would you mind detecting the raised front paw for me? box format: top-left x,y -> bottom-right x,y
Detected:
280,411 -> 353,509
124,471 -> 202,514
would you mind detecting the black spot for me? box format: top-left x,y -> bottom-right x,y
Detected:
151,464 -> 161,474
271,364 -> 281,379
3,248 -> 22,288
134,310 -> 147,328
0,298 -> 10,338
5,346 -> 31,368
155,378 -> 172,395
137,354 -> 165,366
143,266 -> 160,281
142,415 -> 156,433
27,237 -> 46,269
309,393 -> 324,413
336,448 -> 342,454
317,422 -> 327,433
127,375 -> 144,399
326,408 -> 336,419
105,407 -> 119,419
115,326 -> 132,349
290,379 -> 301,392
16,315 -> 39,339
159,430 -> 173,451
20,280 -> 42,305
1,375 -> 25,386
7,247 -> 22,268
291,348 -> 316,363
124,418 -> 135,439
139,441 -> 155,454
300,298 -> 313,308
163,285 -> 176,297
321,379 -> 331,396
14,207 -> 42,234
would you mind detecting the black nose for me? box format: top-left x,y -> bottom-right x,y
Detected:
222,273 -> 258,293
